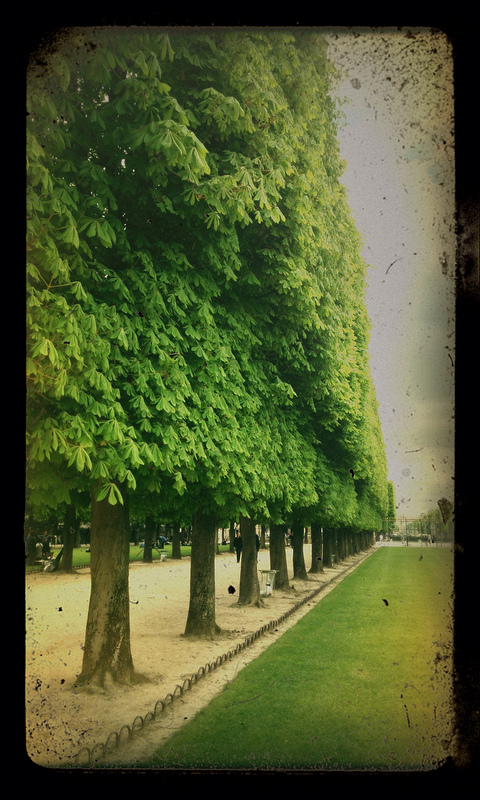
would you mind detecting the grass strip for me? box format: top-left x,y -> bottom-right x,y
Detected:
140,547 -> 454,772
27,543 -> 234,570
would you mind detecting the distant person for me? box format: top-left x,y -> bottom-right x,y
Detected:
234,533 -> 242,563
42,533 -> 51,558
44,548 -> 63,572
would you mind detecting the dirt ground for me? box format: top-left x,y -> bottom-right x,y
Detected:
25,544 -> 373,770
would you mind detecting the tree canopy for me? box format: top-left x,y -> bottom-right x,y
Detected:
26,26 -> 389,535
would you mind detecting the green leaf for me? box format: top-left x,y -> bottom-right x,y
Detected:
187,146 -> 210,174
62,223 -> 79,248
159,34 -> 175,62
122,438 -> 144,468
174,470 -> 186,495
117,327 -> 129,349
31,338 -> 58,365
157,80 -> 171,94
67,445 -> 92,473
205,211 -> 221,230
96,482 -> 124,505
96,221 -> 113,247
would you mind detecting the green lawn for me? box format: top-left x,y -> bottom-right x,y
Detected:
138,547 -> 454,772
27,543 -> 232,570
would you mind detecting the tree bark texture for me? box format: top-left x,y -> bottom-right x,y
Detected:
322,527 -> 334,568
291,517 -> 308,580
171,523 -> 182,559
269,521 -> 289,590
184,511 -> 219,637
337,528 -> 347,562
76,484 -> 141,691
309,521 -> 323,573
60,504 -> 75,572
260,524 -> 266,548
238,514 -> 262,606
349,529 -> 358,555
143,515 -> 154,563
228,521 -> 236,554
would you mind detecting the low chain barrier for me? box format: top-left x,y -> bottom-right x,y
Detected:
74,552 -> 371,767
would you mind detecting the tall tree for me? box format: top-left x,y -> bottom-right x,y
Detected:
27,27 -> 389,659
237,514 -> 262,607
387,481 -> 397,533
75,482 -> 143,690
60,503 -> 76,573
291,516 -> 309,581
184,509 -> 219,637
309,521 -> 324,574
269,521 -> 290,589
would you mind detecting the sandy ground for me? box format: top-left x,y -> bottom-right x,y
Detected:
25,544 -> 374,770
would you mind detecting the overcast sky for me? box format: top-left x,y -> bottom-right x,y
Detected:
324,27 -> 456,519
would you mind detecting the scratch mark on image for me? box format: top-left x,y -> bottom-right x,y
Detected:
229,680 -> 276,706
385,257 -> 401,274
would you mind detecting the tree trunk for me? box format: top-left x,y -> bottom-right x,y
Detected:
337,528 -> 345,562
333,528 -> 340,565
131,524 -> 140,546
60,504 -> 75,572
76,483 -> 144,692
238,514 -> 263,606
269,521 -> 289,590
229,521 -> 236,554
309,521 -> 323,573
323,527 -> 334,568
291,517 -> 308,580
171,523 -> 182,559
25,531 -> 37,565
143,515 -> 154,563
365,530 -> 374,550
260,524 -> 266,548
350,529 -> 358,554
184,511 -> 220,637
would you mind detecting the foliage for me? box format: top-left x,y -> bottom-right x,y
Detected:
387,480 -> 396,522
26,27 -> 388,530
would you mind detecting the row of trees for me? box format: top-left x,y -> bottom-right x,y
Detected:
26,28 -> 389,691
